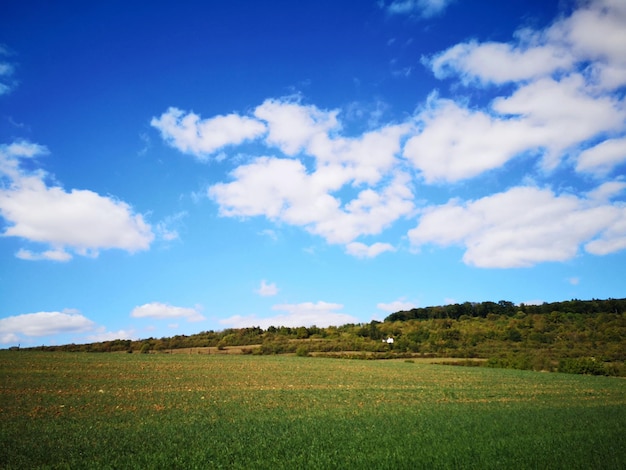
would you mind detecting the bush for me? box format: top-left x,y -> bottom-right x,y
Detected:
558,357 -> 608,376
296,346 -> 310,357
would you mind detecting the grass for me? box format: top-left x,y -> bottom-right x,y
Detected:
1,351 -> 625,469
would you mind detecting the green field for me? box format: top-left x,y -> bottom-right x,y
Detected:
1,352 -> 625,469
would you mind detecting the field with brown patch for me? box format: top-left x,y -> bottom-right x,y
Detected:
1,351 -> 624,468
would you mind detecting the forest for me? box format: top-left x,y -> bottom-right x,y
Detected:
20,297 -> 626,376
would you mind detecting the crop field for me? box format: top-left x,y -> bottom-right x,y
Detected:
1,352 -> 625,469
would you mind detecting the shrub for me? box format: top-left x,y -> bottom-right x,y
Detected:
296,346 -> 310,357
558,357 -> 608,376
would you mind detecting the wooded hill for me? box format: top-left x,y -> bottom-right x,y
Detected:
22,298 -> 626,376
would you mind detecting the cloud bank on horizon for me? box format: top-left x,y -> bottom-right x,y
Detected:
1,0 -> 625,346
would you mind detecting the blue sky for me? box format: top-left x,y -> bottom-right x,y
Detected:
1,0 -> 625,346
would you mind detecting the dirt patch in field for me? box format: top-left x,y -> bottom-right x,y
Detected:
160,345 -> 261,355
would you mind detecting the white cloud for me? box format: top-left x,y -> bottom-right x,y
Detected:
0,333 -> 19,345
256,280 -> 279,297
2,140 -> 46,158
210,159 -> 414,247
408,185 -> 626,268
86,328 -> 137,342
151,107 -> 266,159
152,0 -> 626,265
377,299 -> 416,312
584,209 -> 626,255
209,157 -> 316,220
346,241 -> 395,258
576,138 -> 626,175
405,74 -> 625,182
413,0 -> 626,179
0,311 -> 95,343
254,98 -> 339,156
429,40 -> 572,85
552,0 -> 626,90
492,75 -> 624,170
1,178 -> 154,260
153,100 -> 412,257
220,301 -> 358,329
384,0 -> 454,18
207,101 -> 414,251
404,97 -> 532,183
130,302 -> 205,322
0,141 -> 48,179
16,248 -> 72,262
307,122 -> 410,185
426,0 -> 626,90
0,141 -> 154,260
586,181 -> 626,202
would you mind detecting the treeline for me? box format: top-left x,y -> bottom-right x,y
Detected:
28,324 -> 389,354
20,298 -> 626,376
384,298 -> 626,321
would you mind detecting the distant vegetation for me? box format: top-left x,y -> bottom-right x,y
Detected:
20,298 -> 626,376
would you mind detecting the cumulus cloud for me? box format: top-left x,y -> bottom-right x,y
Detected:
254,98 -> 339,156
415,0 -> 626,177
204,100 -> 414,253
130,302 -> 205,322
377,299 -> 417,312
210,159 -> 414,246
256,280 -> 279,296
404,96 -> 532,183
1,179 -> 154,257
409,185 -> 626,268
153,0 -> 626,266
0,141 -> 154,260
0,310 -> 95,344
405,74 -> 624,182
151,107 -> 266,160
551,0 -> 626,91
220,301 -> 358,329
428,39 -> 573,85
427,0 -> 626,90
492,75 -> 624,170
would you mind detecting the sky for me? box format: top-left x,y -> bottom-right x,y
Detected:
1,0 -> 625,347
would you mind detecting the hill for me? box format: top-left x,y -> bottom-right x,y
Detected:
19,297 -> 626,376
